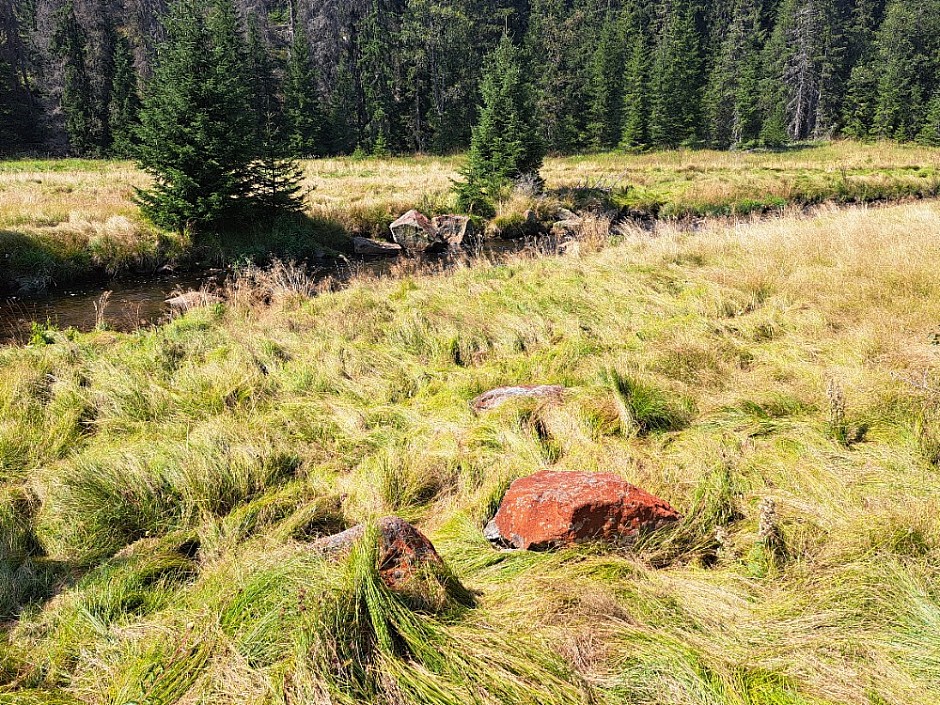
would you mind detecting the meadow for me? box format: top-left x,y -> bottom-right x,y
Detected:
4,140 -> 940,291
1,192 -> 940,703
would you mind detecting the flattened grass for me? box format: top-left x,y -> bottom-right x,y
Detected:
1,201 -> 940,702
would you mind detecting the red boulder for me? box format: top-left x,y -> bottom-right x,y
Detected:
315,516 -> 445,589
485,470 -> 681,551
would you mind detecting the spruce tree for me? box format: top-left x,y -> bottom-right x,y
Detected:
918,93 -> 940,145
0,56 -> 17,155
357,0 -> 397,153
872,0 -> 940,140
87,6 -> 117,152
840,0 -> 883,138
705,0 -> 765,148
526,0 -> 585,152
244,14 -> 306,218
760,0 -> 849,142
135,0 -> 255,232
620,6 -> 653,150
283,25 -> 324,157
588,11 -> 626,151
245,15 -> 279,147
52,0 -> 94,155
108,35 -> 141,157
455,33 -> 544,215
649,1 -> 704,148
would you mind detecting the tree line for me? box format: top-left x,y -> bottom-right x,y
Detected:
3,0 -> 940,159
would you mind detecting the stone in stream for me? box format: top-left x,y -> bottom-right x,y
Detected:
484,470 -> 681,551
551,220 -> 583,238
555,207 -> 582,223
432,215 -> 477,249
352,236 -> 403,256
165,290 -> 222,311
315,516 -> 446,590
390,209 -> 442,252
470,385 -> 565,413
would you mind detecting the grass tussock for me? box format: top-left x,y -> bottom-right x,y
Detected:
2,200 -> 940,702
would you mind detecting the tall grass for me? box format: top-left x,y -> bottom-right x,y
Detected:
2,201 -> 940,702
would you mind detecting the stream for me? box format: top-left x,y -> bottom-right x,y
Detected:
0,269 -> 229,344
0,239 -> 536,345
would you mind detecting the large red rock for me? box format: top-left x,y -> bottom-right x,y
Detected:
315,516 -> 445,589
484,470 -> 681,551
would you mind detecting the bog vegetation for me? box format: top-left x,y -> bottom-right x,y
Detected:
6,141 -> 940,292
4,1 -> 940,702
2,201 -> 940,703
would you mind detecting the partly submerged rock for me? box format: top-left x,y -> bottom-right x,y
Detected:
485,470 -> 681,551
315,516 -> 445,589
352,236 -> 402,256
165,290 -> 222,311
432,215 -> 476,249
551,219 -> 584,238
390,209 -> 441,251
555,207 -> 582,223
470,384 -> 565,413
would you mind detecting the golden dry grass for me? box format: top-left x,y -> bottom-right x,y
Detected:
3,140 -> 940,286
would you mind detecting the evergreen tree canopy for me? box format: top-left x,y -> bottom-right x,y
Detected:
7,0 -> 940,157
283,24 -> 324,158
649,0 -> 704,147
135,0 -> 256,232
455,32 -> 544,215
108,34 -> 141,158
51,0 -> 94,155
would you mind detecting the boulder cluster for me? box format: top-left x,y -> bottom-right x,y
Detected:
353,206 -> 593,256
354,209 -> 477,255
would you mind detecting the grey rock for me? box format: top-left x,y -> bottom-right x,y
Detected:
390,209 -> 441,251
471,384 -> 565,412
165,290 -> 222,311
432,215 -> 477,249
352,236 -> 402,256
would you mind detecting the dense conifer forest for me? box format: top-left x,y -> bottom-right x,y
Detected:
0,0 -> 940,156
1,0 -> 938,157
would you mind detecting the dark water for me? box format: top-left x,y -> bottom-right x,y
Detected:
0,238 -> 539,345
0,270 -> 229,344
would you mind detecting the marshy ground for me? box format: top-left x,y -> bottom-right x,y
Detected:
2,145 -> 940,704
5,140 -> 940,290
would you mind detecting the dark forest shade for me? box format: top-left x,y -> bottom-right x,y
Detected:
1,0 -> 939,157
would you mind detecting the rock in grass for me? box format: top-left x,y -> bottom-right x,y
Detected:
315,516 -> 445,589
432,215 -> 476,249
390,209 -> 441,252
484,470 -> 681,551
352,236 -> 402,256
555,207 -> 582,223
470,385 -> 565,412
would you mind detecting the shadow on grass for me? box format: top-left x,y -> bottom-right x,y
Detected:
0,230 -> 91,294
191,211 -> 352,267
1,212 -> 354,295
